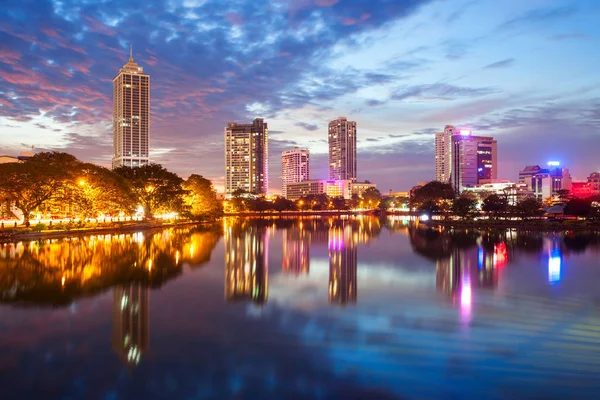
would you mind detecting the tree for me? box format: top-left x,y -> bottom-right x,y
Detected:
0,157 -> 69,225
349,193 -> 360,209
183,174 -> 222,220
514,197 -> 543,219
273,197 -> 295,212
556,189 -> 572,203
330,196 -> 348,210
362,187 -> 382,209
482,194 -> 509,219
452,196 -> 477,219
410,181 -> 455,212
564,198 -> 593,217
114,164 -> 185,219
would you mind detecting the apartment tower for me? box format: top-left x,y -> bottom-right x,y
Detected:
112,46 -> 150,169
225,118 -> 269,196
328,117 -> 357,181
282,148 -> 310,198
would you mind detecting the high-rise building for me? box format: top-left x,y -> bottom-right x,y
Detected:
225,118 -> 268,196
282,148 -> 310,199
112,46 -> 150,169
112,283 -> 149,368
328,117 -> 357,181
435,126 -> 497,193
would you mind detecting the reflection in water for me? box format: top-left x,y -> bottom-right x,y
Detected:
328,224 -> 357,305
282,225 -> 309,275
113,283 -> 149,368
224,219 -> 269,304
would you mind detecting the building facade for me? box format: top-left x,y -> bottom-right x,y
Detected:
285,180 -> 355,200
350,181 -> 377,197
112,48 -> 150,169
519,163 -> 572,201
282,148 -> 310,199
224,118 -> 269,196
328,117 -> 357,181
435,126 -> 497,193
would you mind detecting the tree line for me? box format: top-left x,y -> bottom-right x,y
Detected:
410,181 -> 600,219
0,152 -> 221,225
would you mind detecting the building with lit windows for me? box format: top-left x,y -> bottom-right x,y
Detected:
282,148 -> 310,199
350,181 -> 377,197
225,118 -> 268,196
434,126 -> 497,193
328,117 -> 357,181
285,179 -> 353,200
112,47 -> 150,169
328,224 -> 357,305
519,162 -> 572,201
112,283 -> 149,368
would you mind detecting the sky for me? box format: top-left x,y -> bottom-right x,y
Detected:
1,0 -> 599,194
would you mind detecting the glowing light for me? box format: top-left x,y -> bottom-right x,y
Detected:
460,129 -> 471,136
61,276 -> 66,287
549,249 -> 561,283
547,161 -> 560,167
419,214 -> 429,221
78,180 -> 86,186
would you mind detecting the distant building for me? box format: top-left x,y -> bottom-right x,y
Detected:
519,162 -> 572,201
435,126 -> 497,193
0,151 -> 34,164
285,179 -> 354,200
224,118 -> 268,196
464,181 -> 533,206
0,155 -> 19,164
571,172 -> 600,199
350,181 -> 377,197
328,117 -> 357,181
112,47 -> 150,169
282,148 -> 310,199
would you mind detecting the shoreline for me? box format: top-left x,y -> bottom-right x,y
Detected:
0,220 -> 217,244
424,219 -> 600,232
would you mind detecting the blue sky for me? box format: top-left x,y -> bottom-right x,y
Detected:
1,0 -> 599,193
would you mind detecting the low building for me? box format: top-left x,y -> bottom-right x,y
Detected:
519,162 -> 572,201
463,181 -> 533,206
350,181 -> 377,197
285,180 -> 353,200
571,172 -> 600,199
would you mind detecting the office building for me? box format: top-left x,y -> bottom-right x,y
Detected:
519,162 -> 572,201
112,283 -> 149,368
350,181 -> 377,197
328,117 -> 357,181
285,179 -> 354,200
571,172 -> 600,199
282,148 -> 310,199
112,46 -> 150,169
435,126 -> 497,193
225,118 -> 268,196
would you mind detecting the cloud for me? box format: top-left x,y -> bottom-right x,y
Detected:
295,122 -> 319,131
496,5 -> 578,32
483,58 -> 515,69
391,83 -> 500,102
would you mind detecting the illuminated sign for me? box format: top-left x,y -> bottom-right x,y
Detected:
547,161 -> 560,167
459,129 -> 472,136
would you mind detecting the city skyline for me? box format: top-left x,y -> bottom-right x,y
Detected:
1,0 -> 600,193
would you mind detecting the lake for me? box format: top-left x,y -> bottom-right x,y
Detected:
1,216 -> 600,399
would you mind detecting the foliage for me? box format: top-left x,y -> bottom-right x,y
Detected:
452,196 -> 477,219
410,181 -> 455,213
362,187 -> 382,208
183,174 -> 222,220
114,164 -> 186,218
564,198 -> 593,217
514,197 -> 543,219
482,194 -> 509,218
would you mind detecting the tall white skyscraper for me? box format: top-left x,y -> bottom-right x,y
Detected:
282,148 -> 310,198
224,118 -> 268,196
328,117 -> 357,181
435,126 -> 497,193
112,46 -> 150,169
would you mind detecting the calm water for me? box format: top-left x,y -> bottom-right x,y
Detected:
1,217 -> 600,400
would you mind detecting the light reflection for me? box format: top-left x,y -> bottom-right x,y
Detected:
549,248 -> 562,284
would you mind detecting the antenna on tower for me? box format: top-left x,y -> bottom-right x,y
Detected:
129,43 -> 133,61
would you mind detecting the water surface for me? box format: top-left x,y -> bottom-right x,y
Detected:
1,217 -> 600,399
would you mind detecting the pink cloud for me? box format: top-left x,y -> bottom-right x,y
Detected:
224,12 -> 244,25
82,16 -> 116,36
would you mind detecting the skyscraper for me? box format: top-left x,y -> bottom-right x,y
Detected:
328,117 -> 357,181
281,148 -> 310,198
112,46 -> 150,169
435,126 -> 497,193
225,118 -> 268,196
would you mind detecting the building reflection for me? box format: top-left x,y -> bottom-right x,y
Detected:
112,283 -> 149,368
328,224 -> 357,305
224,219 -> 269,304
282,224 -> 310,275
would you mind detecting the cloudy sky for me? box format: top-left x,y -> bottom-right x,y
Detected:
1,0 -> 599,193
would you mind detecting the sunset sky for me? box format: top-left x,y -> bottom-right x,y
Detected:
1,0 -> 599,193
